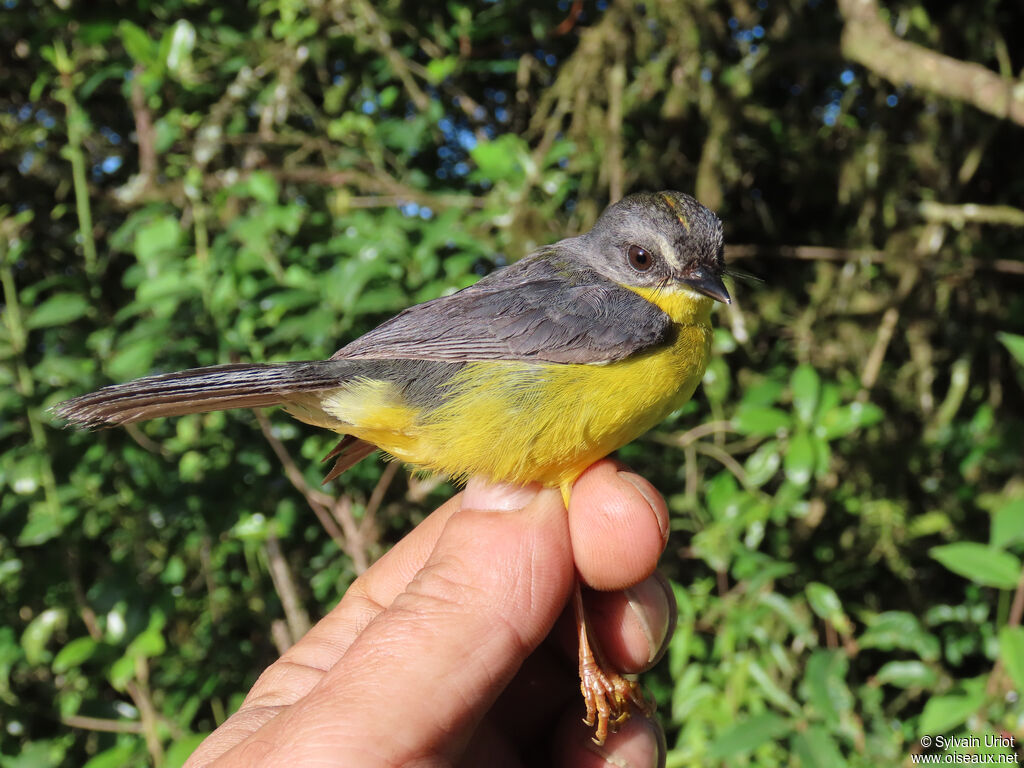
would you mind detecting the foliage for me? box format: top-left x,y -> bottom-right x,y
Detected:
2,0 -> 1023,765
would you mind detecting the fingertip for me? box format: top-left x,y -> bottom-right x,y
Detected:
568,461 -> 668,591
615,472 -> 669,547
586,571 -> 676,673
554,709 -> 666,768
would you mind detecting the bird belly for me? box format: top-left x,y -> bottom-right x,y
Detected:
318,322 -> 711,487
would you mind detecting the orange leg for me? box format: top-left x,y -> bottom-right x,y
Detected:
573,580 -> 652,746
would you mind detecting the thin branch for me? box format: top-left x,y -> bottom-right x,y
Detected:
726,244 -> 886,263
125,673 -> 164,765
987,568 -> 1024,696
270,619 -> 292,656
67,548 -> 102,641
837,0 -> 1024,127
264,533 -> 311,644
606,50 -> 626,203
360,461 -> 399,542
124,423 -> 172,457
253,410 -> 348,552
253,411 -> 374,573
553,0 -> 585,36
726,243 -> 1024,274
129,65 -> 156,189
330,495 -> 370,574
651,421 -> 736,448
859,224 -> 941,395
918,201 -> 1024,228
693,442 -> 753,493
62,714 -> 145,734
343,0 -> 429,111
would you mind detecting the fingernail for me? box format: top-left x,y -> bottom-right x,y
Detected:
617,471 -> 669,546
462,477 -> 541,511
585,715 -> 666,768
624,572 -> 675,665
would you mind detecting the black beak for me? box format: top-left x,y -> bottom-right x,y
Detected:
681,269 -> 731,304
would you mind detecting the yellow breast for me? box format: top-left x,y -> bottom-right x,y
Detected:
320,287 -> 714,489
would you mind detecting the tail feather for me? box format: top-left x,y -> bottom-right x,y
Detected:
321,435 -> 378,484
53,361 -> 349,428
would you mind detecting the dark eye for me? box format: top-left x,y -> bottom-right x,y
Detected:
627,244 -> 654,271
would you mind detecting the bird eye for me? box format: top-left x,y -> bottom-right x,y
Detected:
627,244 -> 654,271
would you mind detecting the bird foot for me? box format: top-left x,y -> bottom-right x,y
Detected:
579,657 -> 652,746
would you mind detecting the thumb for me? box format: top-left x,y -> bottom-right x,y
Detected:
217,481 -> 574,767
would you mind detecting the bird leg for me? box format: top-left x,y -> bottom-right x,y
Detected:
573,579 -> 652,746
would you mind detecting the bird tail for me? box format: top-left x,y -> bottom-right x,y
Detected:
52,361 -> 352,429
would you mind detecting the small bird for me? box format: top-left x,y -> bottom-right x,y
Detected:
55,190 -> 729,744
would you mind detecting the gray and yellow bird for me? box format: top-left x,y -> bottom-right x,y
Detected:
56,190 -> 730,743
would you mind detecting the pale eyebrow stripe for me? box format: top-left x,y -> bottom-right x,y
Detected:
653,233 -> 679,268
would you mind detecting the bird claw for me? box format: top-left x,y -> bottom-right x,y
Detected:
579,657 -> 652,746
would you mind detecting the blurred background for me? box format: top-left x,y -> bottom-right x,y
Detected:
2,0 -> 1023,765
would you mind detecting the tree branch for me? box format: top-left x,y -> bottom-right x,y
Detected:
838,0 -> 1024,127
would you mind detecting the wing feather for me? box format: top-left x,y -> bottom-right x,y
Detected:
333,249 -> 670,365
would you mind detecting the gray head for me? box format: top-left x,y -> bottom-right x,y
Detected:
578,191 -> 729,303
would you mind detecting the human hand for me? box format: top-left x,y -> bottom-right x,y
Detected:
185,459 -> 675,767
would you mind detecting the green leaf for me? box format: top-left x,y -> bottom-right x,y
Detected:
992,499 -> 1024,549
784,431 -> 816,486
740,378 -> 785,407
3,740 -> 69,768
875,660 -> 937,688
999,626 -> 1024,693
701,356 -> 731,405
18,500 -> 72,546
126,611 -> 167,658
119,20 -> 159,67
244,170 -> 279,203
21,608 -> 66,666
790,364 -> 820,424
732,405 -> 792,436
859,611 -> 940,661
919,678 -> 986,734
748,659 -> 801,715
805,582 -> 852,634
705,471 -> 741,520
469,133 -> 527,182
109,653 -> 135,691
164,19 -> 196,76
802,650 -> 852,726
425,56 -> 458,83
106,337 -> 160,380
707,712 -> 792,759
817,402 -> 884,439
744,440 -> 781,487
791,726 -> 847,768
165,734 -> 208,768
134,215 -> 182,265
53,637 -> 99,673
25,293 -> 91,329
83,744 -> 138,768
930,543 -> 1021,589
998,332 -> 1024,368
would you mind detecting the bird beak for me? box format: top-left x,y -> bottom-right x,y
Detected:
681,269 -> 732,304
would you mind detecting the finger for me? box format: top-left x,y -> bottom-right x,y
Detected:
266,479 -> 542,677
568,460 -> 669,591
210,486 -> 575,766
187,481 -> 541,767
584,570 -> 676,673
554,708 -> 666,768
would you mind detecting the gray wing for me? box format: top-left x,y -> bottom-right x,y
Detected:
333,249 -> 671,365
